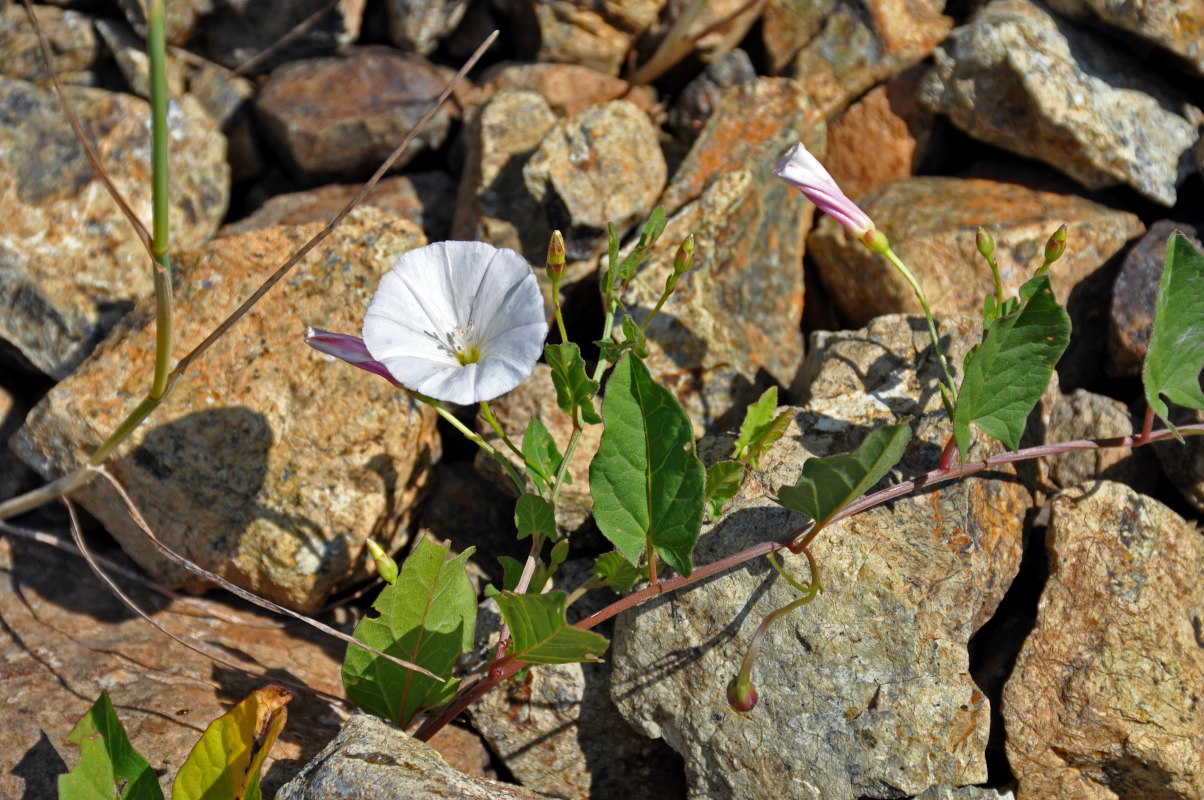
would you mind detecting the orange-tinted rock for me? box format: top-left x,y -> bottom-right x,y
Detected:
807,177 -> 1145,326
12,209 -> 439,613
1003,482 -> 1204,799
472,61 -> 639,117
824,69 -> 932,201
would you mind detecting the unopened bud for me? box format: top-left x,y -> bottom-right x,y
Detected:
672,234 -> 695,277
546,230 -> 566,281
861,227 -> 890,255
976,227 -> 995,261
366,539 -> 399,585
726,675 -> 758,712
1044,224 -> 1067,265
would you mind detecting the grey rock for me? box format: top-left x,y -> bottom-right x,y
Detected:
188,63 -> 263,181
914,787 -> 1015,800
1108,220 -> 1203,377
920,0 -> 1202,206
115,0 -> 216,46
1003,481 -> 1204,799
94,18 -> 187,100
255,48 -> 455,179
277,714 -> 558,800
612,314 -> 1032,800
1042,389 -> 1147,490
387,0 -> 471,55
11,210 -> 439,613
1045,0 -> 1204,77
204,0 -> 365,71
1155,406 -> 1204,514
523,99 -> 667,260
0,77 -> 229,378
0,2 -> 99,87
219,172 -> 457,241
667,49 -> 757,148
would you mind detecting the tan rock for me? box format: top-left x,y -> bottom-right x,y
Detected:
1003,481 -> 1204,799
534,0 -> 632,76
806,177 -> 1145,326
11,209 -> 438,613
0,77 -> 229,378
0,2 -> 100,87
472,61 -> 638,117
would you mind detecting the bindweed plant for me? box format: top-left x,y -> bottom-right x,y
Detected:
308,142 -> 1204,736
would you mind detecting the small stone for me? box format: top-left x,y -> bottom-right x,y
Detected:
533,0 -> 632,76
255,48 -> 456,179
204,0 -> 366,71
806,177 -> 1145,327
0,2 -> 100,87
474,364 -> 602,533
652,0 -> 762,63
1155,407 -> 1204,515
0,77 -> 229,378
1045,0 -> 1204,77
219,172 -> 457,241
919,0 -> 1202,206
277,714 -> 559,800
612,314 -> 1030,799
94,18 -> 188,100
667,49 -> 757,148
386,0 -> 471,54
0,536 -> 345,799
472,61 -> 637,117
523,99 -> 666,258
761,0 -> 950,117
1042,389 -> 1149,491
115,0 -> 216,46
11,209 -> 439,613
188,63 -> 263,181
1002,481 -> 1204,799
1108,220 -> 1203,378
823,68 -> 932,201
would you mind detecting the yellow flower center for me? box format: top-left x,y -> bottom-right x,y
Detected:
455,344 -> 481,366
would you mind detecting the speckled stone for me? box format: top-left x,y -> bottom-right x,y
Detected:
1045,0 -> 1204,77
386,0 -> 470,55
533,0 -> 632,76
612,314 -> 1031,799
115,0 -> 216,46
1108,220 -> 1203,378
920,0 -> 1202,206
203,0 -> 365,71
254,48 -> 455,179
277,714 -> 559,800
11,209 -> 439,613
762,0 -> 950,117
806,177 -> 1145,326
0,2 -> 100,87
1155,407 -> 1204,515
0,77 -> 229,379
1003,481 -> 1204,799
219,172 -> 457,242
472,61 -> 644,118
95,18 -> 187,100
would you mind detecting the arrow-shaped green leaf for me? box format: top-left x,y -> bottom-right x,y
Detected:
546,343 -> 602,425
58,691 -> 164,800
776,422 -> 912,530
1143,232 -> 1204,441
496,591 -> 609,664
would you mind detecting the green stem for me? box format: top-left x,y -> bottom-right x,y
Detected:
147,0 -> 173,400
479,401 -> 524,462
551,273 -> 568,344
426,398 -> 526,492
883,248 -> 958,403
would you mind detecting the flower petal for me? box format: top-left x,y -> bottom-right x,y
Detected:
363,241 -> 549,404
773,142 -> 875,238
305,327 -> 401,385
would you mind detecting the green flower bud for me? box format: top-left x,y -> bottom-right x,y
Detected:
861,227 -> 890,255
1044,224 -> 1067,265
546,230 -> 566,281
673,234 -> 695,278
976,227 -> 995,261
726,675 -> 758,712
365,539 -> 399,585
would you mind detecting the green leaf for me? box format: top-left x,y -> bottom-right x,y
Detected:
546,343 -> 602,425
704,460 -> 745,520
1143,232 -> 1204,441
617,207 -> 667,284
172,686 -> 290,800
620,315 -> 649,358
58,691 -> 164,800
342,540 -> 477,728
515,494 -> 557,541
495,591 -> 609,664
953,274 -> 1071,455
522,419 -> 563,493
497,555 -> 551,595
776,422 -> 912,529
591,552 -> 645,593
590,354 -> 707,576
732,387 -> 791,468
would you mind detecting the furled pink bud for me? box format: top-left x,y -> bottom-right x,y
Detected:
305,327 -> 401,386
726,674 -> 758,712
774,142 -> 880,245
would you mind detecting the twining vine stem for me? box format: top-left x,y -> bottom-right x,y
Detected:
414,421 -> 1203,741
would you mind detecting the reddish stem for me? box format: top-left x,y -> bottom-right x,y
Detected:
1137,405 -> 1154,446
938,435 -> 959,471
648,553 -> 658,586
414,422 -> 1204,740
